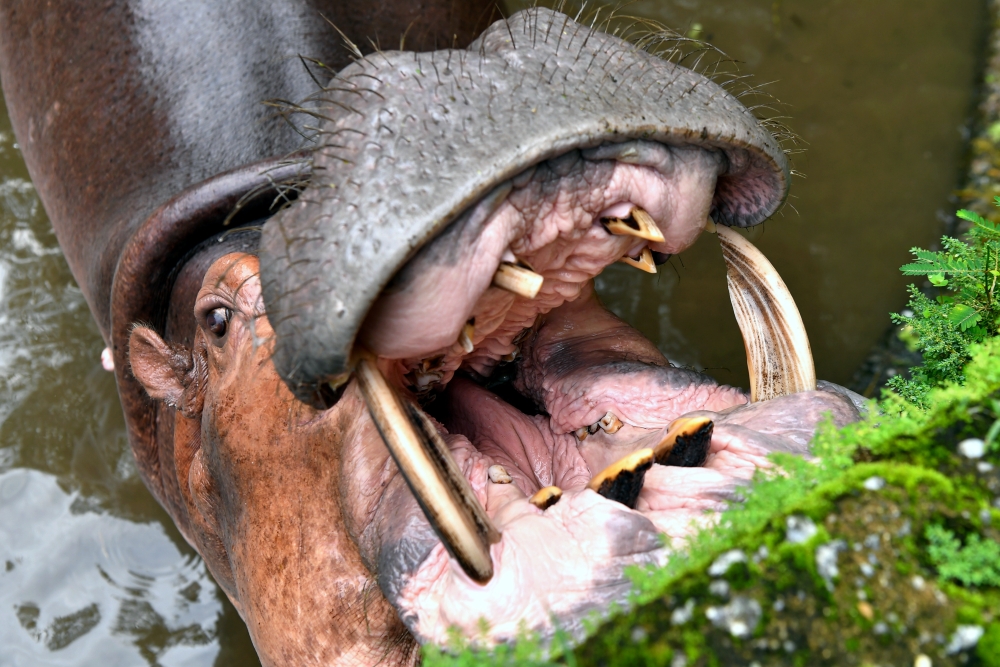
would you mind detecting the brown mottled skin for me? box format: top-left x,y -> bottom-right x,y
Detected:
0,2 -> 492,663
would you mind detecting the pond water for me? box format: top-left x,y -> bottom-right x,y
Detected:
0,1 -> 987,664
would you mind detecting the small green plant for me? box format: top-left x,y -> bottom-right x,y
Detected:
888,202 -> 1000,406
925,524 -> 1000,588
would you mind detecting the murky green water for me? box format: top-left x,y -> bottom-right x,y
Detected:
0,1 -> 986,664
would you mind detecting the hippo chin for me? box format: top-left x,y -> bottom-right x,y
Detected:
0,2 -> 862,664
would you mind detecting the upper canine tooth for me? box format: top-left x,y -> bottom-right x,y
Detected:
717,225 -> 816,402
575,426 -> 589,441
704,218 -> 718,234
458,319 -> 475,354
598,411 -> 623,434
619,247 -> 657,274
492,262 -> 544,299
601,207 -> 666,243
355,353 -> 500,583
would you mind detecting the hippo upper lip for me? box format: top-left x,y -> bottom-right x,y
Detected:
259,7 -> 790,405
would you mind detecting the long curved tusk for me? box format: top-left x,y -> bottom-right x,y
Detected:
717,225 -> 816,402
355,353 -> 500,583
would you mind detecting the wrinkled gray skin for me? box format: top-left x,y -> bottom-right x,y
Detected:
261,8 -> 789,402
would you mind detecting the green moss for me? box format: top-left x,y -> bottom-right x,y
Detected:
980,623 -> 1000,666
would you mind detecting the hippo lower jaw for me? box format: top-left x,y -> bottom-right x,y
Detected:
328,144 -> 854,647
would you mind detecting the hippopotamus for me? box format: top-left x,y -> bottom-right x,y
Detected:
0,1 -> 864,664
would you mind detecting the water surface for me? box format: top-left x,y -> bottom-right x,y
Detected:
0,2 -> 986,664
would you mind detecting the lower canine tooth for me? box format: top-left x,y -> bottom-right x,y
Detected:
717,225 -> 816,402
529,486 -> 563,510
458,320 -> 475,354
587,448 -> 654,509
598,411 -> 623,434
488,465 -> 512,484
618,247 -> 657,274
653,416 -> 713,467
355,354 -> 500,583
492,262 -> 544,299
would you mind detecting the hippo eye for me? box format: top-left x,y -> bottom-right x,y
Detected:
205,307 -> 231,337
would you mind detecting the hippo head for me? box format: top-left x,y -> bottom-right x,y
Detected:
124,8 -> 860,665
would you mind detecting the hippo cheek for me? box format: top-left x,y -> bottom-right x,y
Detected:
195,341 -> 418,664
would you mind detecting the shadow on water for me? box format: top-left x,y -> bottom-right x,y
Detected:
0,1 -> 988,665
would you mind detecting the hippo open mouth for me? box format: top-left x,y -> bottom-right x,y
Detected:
249,7 -> 861,649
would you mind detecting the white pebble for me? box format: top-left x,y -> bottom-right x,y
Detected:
978,461 -> 994,473
708,579 -> 730,598
911,575 -> 926,591
671,599 -> 695,626
487,465 -> 512,484
914,654 -> 932,667
708,549 -> 747,576
946,625 -> 984,654
786,515 -> 818,544
863,475 -> 886,491
957,438 -> 986,459
815,540 -> 847,590
705,596 -> 761,639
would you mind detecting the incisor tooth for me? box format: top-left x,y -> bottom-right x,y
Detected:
458,320 -> 475,354
587,448 -> 653,509
488,464 -> 512,484
529,486 -> 562,510
598,411 -> 623,434
355,353 -> 500,583
602,207 -> 666,243
653,416 -> 713,467
717,225 -> 816,402
619,247 -> 657,274
492,262 -> 544,299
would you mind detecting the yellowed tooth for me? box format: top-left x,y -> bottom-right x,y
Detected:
458,319 -> 475,354
529,486 -> 563,510
602,207 -> 666,243
587,448 -> 654,509
618,247 -> 657,274
598,411 -> 623,434
717,225 -> 816,402
575,426 -> 589,441
492,262 -> 544,299
488,464 -> 513,484
355,353 -> 500,583
653,416 -> 713,467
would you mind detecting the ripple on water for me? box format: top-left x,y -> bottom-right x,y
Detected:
0,469 -> 223,666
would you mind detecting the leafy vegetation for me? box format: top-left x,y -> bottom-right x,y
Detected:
889,203 -> 1000,406
926,523 -> 1000,588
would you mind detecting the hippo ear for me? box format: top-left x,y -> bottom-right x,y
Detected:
129,325 -> 204,417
